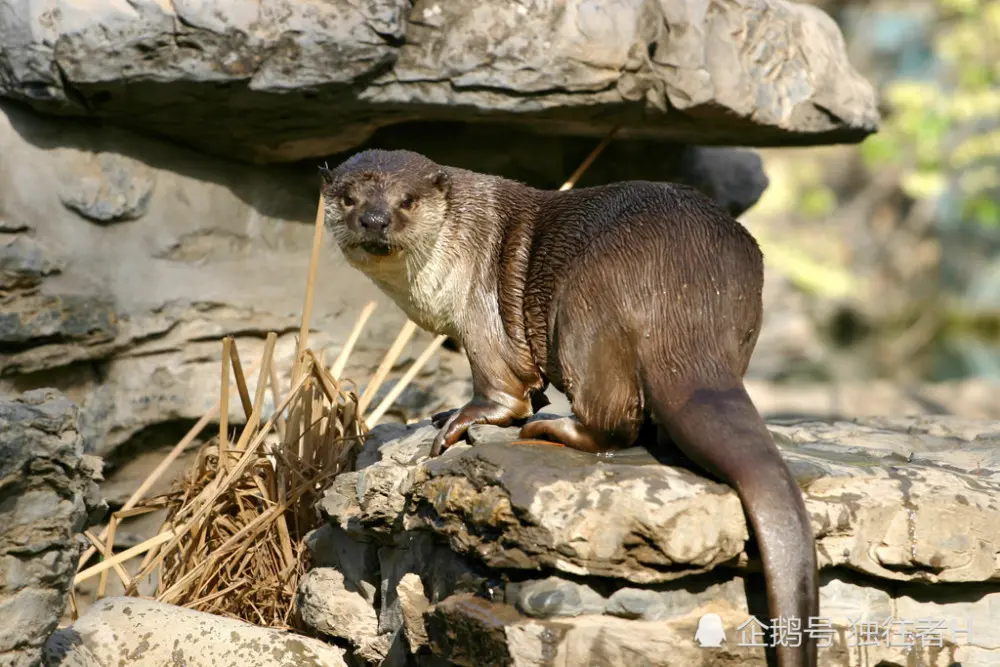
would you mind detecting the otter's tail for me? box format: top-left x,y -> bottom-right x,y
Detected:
644,373 -> 818,667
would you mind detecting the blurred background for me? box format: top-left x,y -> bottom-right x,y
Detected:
745,0 -> 1000,386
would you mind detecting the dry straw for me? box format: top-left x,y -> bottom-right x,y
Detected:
72,198 -> 445,629
72,131 -> 616,628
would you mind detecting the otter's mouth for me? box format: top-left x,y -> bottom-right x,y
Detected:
358,238 -> 393,257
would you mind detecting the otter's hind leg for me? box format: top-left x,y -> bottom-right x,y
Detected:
519,322 -> 642,454
520,387 -> 641,453
519,416 -> 613,453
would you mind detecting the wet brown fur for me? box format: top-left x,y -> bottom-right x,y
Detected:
320,149 -> 818,667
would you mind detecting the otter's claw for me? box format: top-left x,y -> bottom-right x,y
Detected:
429,411 -> 471,457
431,408 -> 458,429
428,397 -> 524,457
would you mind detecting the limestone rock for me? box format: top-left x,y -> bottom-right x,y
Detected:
509,576 -> 753,624
0,0 -> 877,163
396,573 -> 430,655
321,416 -> 1000,586
297,538 -> 471,665
304,524 -> 380,605
373,530 -> 491,636
322,423 -> 750,584
670,146 -> 771,218
303,416 -> 1000,665
0,217 -> 31,233
413,436 -> 748,583
425,593 -> 761,667
0,236 -> 60,290
0,100 -> 425,456
297,568 -> 385,662
43,596 -> 348,667
422,562 -> 992,666
0,294 -> 119,375
514,577 -> 607,619
55,151 -> 156,224
604,588 -> 670,621
0,389 -> 105,667
423,586 -> 993,666
423,595 -> 525,667
299,524 -> 491,665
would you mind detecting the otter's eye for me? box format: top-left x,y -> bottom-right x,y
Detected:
341,194 -> 355,207
400,195 -> 415,210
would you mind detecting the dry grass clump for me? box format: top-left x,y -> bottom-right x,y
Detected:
130,337 -> 363,627
71,199 -> 445,629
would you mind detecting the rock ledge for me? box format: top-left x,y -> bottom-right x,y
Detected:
302,415 -> 1000,666
0,0 -> 879,162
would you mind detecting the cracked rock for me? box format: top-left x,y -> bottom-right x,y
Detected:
0,236 -> 60,291
297,568 -> 382,660
55,151 -> 156,224
513,577 -> 606,619
0,389 -> 106,667
302,415 -> 1000,665
322,417 -> 1000,586
43,597 -> 348,667
396,573 -> 430,655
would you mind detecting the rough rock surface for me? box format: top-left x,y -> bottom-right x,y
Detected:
0,389 -> 106,667
297,568 -> 386,663
55,152 -> 156,224
0,0 -> 878,163
396,573 -> 430,656
322,418 -> 1000,585
301,416 -> 1000,666
0,236 -> 59,290
43,596 -> 348,667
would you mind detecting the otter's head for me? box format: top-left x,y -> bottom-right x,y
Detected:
320,149 -> 451,265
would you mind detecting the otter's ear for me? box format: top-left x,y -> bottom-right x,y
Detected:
430,169 -> 450,193
318,163 -> 335,187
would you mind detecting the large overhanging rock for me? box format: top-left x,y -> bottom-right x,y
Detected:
0,0 -> 879,163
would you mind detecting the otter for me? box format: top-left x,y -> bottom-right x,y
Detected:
319,149 -> 818,667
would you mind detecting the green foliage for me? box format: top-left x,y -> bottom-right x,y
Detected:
798,185 -> 838,218
860,0 -> 1000,228
966,194 -> 1000,226
757,235 -> 857,299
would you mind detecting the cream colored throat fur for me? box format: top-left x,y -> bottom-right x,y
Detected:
347,226 -> 480,341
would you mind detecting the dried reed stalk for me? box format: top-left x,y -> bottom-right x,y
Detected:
367,334 -> 448,427
101,345 -> 365,628
73,200 -> 428,627
559,125 -> 620,191
357,319 -> 418,416
75,360 -> 261,573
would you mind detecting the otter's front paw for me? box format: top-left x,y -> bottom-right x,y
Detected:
429,398 -> 522,457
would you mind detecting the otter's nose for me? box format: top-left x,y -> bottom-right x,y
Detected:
359,209 -> 391,233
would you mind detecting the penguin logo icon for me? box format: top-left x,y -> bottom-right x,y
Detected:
695,613 -> 727,648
